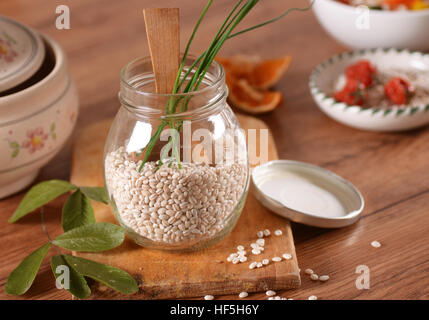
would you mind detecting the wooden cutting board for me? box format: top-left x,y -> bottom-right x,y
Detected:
70,114 -> 300,299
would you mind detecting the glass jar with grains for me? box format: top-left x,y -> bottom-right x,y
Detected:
103,55 -> 249,251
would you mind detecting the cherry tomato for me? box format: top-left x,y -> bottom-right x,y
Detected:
384,77 -> 412,105
345,60 -> 376,88
334,78 -> 366,106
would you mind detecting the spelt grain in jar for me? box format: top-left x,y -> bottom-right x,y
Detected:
103,55 -> 249,251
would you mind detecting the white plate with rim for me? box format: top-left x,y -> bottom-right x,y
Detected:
252,160 -> 364,228
309,48 -> 429,132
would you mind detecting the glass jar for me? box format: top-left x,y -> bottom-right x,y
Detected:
103,55 -> 249,251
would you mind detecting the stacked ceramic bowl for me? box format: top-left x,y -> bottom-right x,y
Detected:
0,16 -> 79,199
312,0 -> 429,51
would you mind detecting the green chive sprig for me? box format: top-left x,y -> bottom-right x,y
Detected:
138,0 -> 314,172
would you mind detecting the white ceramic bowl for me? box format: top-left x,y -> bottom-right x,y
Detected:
309,48 -> 429,132
312,0 -> 429,51
0,34 -> 79,199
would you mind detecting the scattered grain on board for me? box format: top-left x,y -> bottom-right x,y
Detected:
204,295 -> 214,300
282,253 -> 292,260
371,240 -> 381,248
310,274 -> 319,281
227,247 -> 248,265
272,256 -> 282,262
274,229 -> 283,236
239,291 -> 249,298
319,275 -> 330,282
239,256 -> 247,262
269,296 -> 287,300
308,295 -> 318,300
266,290 -> 276,296
305,268 -> 314,275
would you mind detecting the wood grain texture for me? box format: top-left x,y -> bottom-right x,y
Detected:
70,114 -> 299,299
143,8 -> 180,94
0,0 -> 428,300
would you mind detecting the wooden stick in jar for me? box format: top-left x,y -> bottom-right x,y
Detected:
143,8 -> 180,94
134,8 -> 180,162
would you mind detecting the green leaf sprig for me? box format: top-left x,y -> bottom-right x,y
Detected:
138,0 -> 314,172
5,180 -> 138,299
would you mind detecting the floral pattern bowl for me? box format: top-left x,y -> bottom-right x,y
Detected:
0,15 -> 46,91
309,48 -> 429,132
0,34 -> 78,199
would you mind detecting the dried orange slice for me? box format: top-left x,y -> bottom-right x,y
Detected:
227,78 -> 283,114
216,54 -> 290,114
217,54 -> 292,89
248,56 -> 292,90
216,55 -> 260,80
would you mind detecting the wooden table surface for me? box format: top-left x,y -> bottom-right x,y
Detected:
1,0 -> 428,300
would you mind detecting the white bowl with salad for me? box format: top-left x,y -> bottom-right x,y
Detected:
312,0 -> 429,51
309,48 -> 429,132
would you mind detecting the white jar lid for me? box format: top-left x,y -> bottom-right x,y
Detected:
0,15 -> 45,92
252,160 -> 364,228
